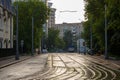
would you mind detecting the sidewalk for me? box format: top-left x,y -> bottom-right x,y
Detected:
90,54 -> 120,69
0,54 -> 35,69
0,54 -> 48,80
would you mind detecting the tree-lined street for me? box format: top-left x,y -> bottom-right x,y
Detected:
0,0 -> 120,80
0,53 -> 120,80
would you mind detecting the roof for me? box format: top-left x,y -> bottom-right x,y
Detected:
55,22 -> 82,27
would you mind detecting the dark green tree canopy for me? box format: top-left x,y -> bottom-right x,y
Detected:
63,30 -> 73,49
83,0 -> 120,55
13,0 -> 50,52
46,28 -> 65,51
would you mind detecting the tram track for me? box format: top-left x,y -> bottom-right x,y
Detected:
49,54 -> 78,80
58,54 -> 88,80
64,54 -> 97,80
41,54 -> 120,80
63,54 -> 119,80
76,54 -> 120,80
19,53 -> 120,80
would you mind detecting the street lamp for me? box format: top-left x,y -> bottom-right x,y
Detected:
78,26 -> 81,54
15,4 -> 19,60
105,4 -> 108,59
41,25 -> 46,53
31,17 -> 34,56
90,20 -> 93,51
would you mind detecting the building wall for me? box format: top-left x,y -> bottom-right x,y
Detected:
47,2 -> 56,28
0,0 -> 14,49
48,8 -> 56,28
54,23 -> 83,38
0,6 -> 3,48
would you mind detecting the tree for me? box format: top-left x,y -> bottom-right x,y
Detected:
83,0 -> 120,55
13,0 -> 49,52
46,28 -> 65,51
106,0 -> 120,55
55,37 -> 65,49
63,30 -> 73,49
84,0 -> 105,50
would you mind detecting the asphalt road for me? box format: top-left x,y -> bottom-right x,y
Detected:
0,53 -> 120,80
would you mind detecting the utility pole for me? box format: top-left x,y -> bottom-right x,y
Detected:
90,23 -> 92,51
105,4 -> 108,59
15,4 -> 19,60
78,26 -> 81,54
32,17 -> 34,56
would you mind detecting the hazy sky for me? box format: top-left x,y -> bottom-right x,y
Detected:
49,0 -> 85,24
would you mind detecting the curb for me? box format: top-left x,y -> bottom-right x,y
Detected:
0,53 -> 41,69
0,56 -> 31,69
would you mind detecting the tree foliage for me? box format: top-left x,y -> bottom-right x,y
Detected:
46,28 -> 65,51
83,0 -> 120,55
107,0 -> 120,55
13,0 -> 49,52
63,30 -> 73,49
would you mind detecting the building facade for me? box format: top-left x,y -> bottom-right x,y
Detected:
48,7 -> 56,28
54,22 -> 83,38
0,0 -> 14,48
43,2 -> 56,37
47,2 -> 56,28
54,22 -> 84,51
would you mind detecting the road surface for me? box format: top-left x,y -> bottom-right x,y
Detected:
0,53 -> 120,80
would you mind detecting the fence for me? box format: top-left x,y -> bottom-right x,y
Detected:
0,48 -> 15,58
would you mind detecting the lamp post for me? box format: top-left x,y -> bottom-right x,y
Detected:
42,24 -> 47,52
78,26 -> 80,54
105,4 -> 108,59
90,21 -> 92,51
31,17 -> 34,56
15,4 -> 19,60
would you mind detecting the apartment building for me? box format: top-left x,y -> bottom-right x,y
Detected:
55,22 -> 85,52
0,0 -> 14,48
43,2 -> 56,36
54,22 -> 83,38
48,8 -> 56,28
48,2 -> 56,28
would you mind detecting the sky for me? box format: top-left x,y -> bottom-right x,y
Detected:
48,0 -> 85,24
